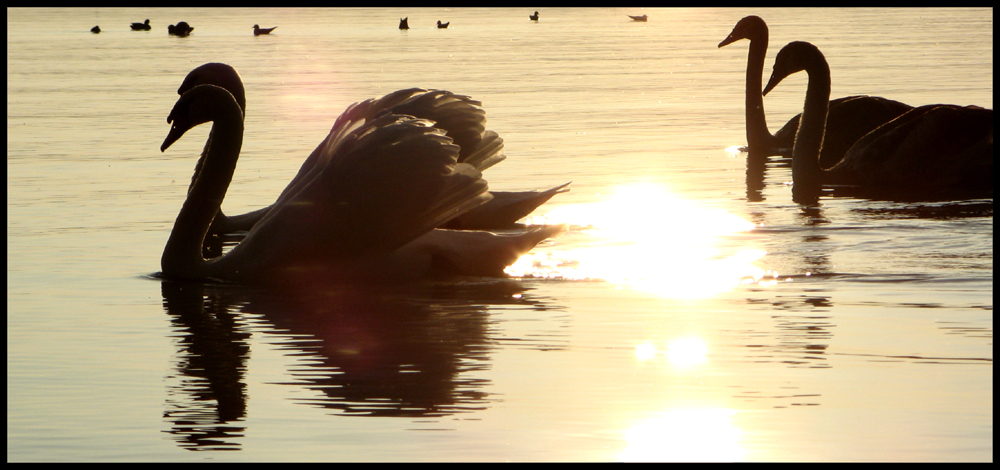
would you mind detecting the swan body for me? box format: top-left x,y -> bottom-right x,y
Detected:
719,15 -> 912,167
530,11 -> 539,21
160,84 -> 564,284
762,41 -> 993,202
253,24 -> 277,35
91,25 -> 100,33
168,22 -> 194,36
131,19 -> 151,31
628,15 -> 648,22
437,21 -> 449,29
176,63 -> 568,255
399,17 -> 409,30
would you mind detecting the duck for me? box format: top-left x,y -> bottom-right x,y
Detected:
399,17 -> 409,30
529,11 -> 539,21
762,41 -> 993,202
719,15 -> 913,168
168,21 -> 194,36
131,19 -> 151,31
252,24 -> 277,35
628,15 -> 648,22
159,84 -> 565,284
91,25 -> 100,34
175,63 -> 569,257
437,20 -> 449,29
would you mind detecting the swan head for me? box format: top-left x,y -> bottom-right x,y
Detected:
719,15 -> 766,48
162,84 -> 242,152
762,41 -> 824,96
178,63 -> 247,116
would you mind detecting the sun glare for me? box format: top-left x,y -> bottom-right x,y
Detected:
621,408 -> 745,462
507,184 -> 767,299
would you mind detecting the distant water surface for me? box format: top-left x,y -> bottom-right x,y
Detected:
7,7 -> 992,461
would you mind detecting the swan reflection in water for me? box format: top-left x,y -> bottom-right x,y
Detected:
508,184 -> 768,299
159,278 -> 565,450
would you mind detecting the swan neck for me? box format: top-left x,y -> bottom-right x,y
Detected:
792,59 -> 831,200
162,108 -> 243,277
745,33 -> 773,151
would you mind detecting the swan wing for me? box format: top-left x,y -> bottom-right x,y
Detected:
244,112 -> 491,261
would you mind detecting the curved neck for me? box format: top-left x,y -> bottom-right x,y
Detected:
162,106 -> 244,277
744,31 -> 774,152
791,58 -> 831,201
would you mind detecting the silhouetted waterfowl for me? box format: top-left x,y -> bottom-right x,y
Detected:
130,19 -> 151,31
530,11 -> 539,21
176,63 -> 569,260
762,41 -> 993,202
628,15 -> 648,22
437,21 -> 449,29
159,84 -> 566,283
168,22 -> 194,36
91,25 -> 100,34
399,17 -> 409,30
252,24 -> 277,35
719,15 -> 913,167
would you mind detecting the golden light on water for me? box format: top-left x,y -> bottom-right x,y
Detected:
635,337 -> 708,368
507,184 -> 767,298
621,408 -> 745,462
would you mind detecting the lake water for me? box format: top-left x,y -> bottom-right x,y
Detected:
7,7 -> 992,461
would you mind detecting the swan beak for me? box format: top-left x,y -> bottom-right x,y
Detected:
161,122 -> 188,152
762,73 -> 782,97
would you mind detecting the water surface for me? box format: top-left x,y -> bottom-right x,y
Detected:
7,7 -> 992,461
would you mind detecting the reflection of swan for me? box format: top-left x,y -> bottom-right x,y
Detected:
91,25 -> 100,34
399,17 -> 409,30
763,41 -> 993,202
529,11 -> 539,21
252,24 -> 276,35
168,22 -> 194,36
437,20 -> 449,29
131,19 -> 151,31
160,84 -> 565,283
628,15 -> 647,22
719,16 -> 912,168
177,63 -> 569,258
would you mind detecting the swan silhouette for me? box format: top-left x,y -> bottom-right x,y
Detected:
399,17 -> 409,30
160,84 -> 565,284
529,11 -> 539,21
176,63 -> 569,257
131,19 -> 151,31
762,41 -> 993,202
437,21 -> 449,29
628,15 -> 647,22
91,25 -> 100,34
253,24 -> 277,35
719,16 -> 913,168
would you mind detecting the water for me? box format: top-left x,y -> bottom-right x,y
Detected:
7,7 -> 992,461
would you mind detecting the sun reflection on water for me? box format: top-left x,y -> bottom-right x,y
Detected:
507,184 -> 768,298
621,408 -> 745,462
635,337 -> 709,368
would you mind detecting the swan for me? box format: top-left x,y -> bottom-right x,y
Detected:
762,41 -> 993,202
176,63 -> 569,257
160,84 -> 565,284
131,19 -> 151,31
719,15 -> 912,168
530,11 -> 539,21
437,21 -> 449,29
253,24 -> 277,35
628,15 -> 648,22
91,25 -> 100,34
168,22 -> 194,36
399,17 -> 409,30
